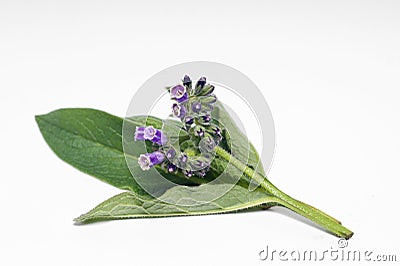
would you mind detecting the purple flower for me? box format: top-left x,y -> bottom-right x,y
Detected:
138,151 -> 165,171
153,129 -> 168,145
134,126 -> 167,145
134,126 -> 145,141
170,85 -> 188,103
172,103 -> 186,119
144,126 -> 156,139
192,102 -> 202,113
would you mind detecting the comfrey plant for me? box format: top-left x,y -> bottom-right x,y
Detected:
36,75 -> 353,239
134,76 -> 220,179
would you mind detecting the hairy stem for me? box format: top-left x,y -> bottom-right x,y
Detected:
215,146 -> 353,239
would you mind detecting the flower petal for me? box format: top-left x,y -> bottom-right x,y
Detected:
152,129 -> 168,145
144,126 -> 156,140
134,126 -> 145,141
138,154 -> 151,170
148,151 -> 165,165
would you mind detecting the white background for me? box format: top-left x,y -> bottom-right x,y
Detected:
1,0 -> 399,265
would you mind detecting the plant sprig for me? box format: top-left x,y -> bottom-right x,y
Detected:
36,75 -> 353,239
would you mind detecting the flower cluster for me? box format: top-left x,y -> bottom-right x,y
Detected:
134,75 -> 222,178
169,75 -> 217,129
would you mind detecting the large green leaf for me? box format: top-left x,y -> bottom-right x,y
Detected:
74,184 -> 277,223
212,102 -> 265,176
35,109 -> 197,195
36,105 -> 265,192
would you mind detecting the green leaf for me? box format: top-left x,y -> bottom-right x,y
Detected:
35,109 -> 196,195
36,106 -> 265,192
212,102 -> 265,176
74,184 -> 277,223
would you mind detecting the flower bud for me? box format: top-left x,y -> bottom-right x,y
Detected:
195,126 -> 205,137
182,75 -> 192,91
167,164 -> 177,173
184,170 -> 193,178
196,76 -> 206,88
185,116 -> 194,126
165,148 -> 176,160
201,115 -> 211,125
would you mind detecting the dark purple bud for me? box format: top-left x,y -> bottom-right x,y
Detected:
184,170 -> 193,178
167,164 -> 177,173
138,151 -> 165,171
202,115 -> 211,124
206,126 -> 222,143
192,102 -> 202,113
214,127 -> 221,135
166,148 -> 176,160
134,126 -> 145,141
182,75 -> 192,88
172,103 -> 186,119
196,127 -> 204,137
183,75 -> 191,84
185,116 -> 194,126
196,76 -> 206,88
180,154 -> 188,163
170,85 -> 188,103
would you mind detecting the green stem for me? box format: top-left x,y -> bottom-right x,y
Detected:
215,146 -> 353,239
